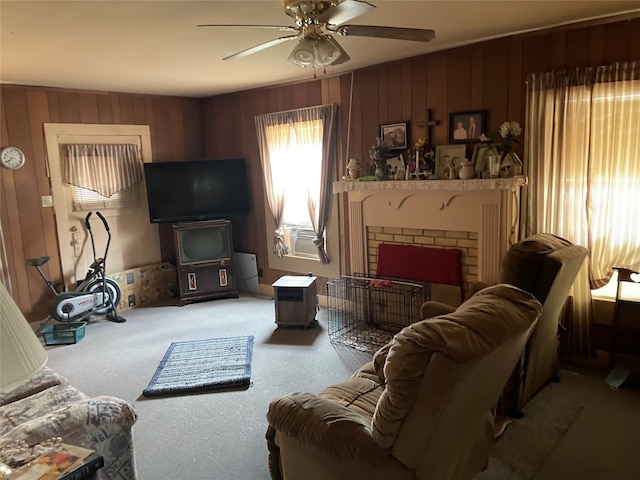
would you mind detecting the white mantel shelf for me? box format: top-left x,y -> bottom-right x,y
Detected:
333,175 -> 527,194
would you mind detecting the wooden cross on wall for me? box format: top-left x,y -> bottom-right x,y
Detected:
416,109 -> 440,147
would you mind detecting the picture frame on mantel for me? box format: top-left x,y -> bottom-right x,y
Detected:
380,122 -> 409,150
435,144 -> 466,180
449,110 -> 486,143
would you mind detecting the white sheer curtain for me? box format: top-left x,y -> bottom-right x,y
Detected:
64,144 -> 141,197
255,104 -> 338,264
525,61 -> 640,357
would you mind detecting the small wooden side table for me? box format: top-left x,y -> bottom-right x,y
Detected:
272,275 -> 318,328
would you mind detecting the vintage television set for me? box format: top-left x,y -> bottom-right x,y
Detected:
172,220 -> 239,305
143,159 -> 249,304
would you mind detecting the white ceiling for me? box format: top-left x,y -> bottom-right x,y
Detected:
2,1 -> 639,98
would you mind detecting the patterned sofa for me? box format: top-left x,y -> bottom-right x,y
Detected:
0,366 -> 137,479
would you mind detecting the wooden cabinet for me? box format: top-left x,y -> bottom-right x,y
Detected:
272,275 -> 318,327
173,220 -> 239,306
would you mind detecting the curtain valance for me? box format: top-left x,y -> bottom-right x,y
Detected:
64,144 -> 141,197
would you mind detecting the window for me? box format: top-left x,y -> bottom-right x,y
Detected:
256,104 -> 338,265
70,184 -> 139,212
266,119 -> 323,229
525,62 -> 640,357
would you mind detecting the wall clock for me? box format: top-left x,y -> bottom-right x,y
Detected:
0,146 -> 26,170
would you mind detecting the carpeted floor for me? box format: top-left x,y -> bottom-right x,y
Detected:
477,384 -> 584,480
42,293 -> 640,479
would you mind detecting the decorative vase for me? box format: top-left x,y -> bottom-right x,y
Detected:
500,151 -> 523,177
458,160 -> 475,180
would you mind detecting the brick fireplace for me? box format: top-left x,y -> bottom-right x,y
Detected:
334,177 -> 526,302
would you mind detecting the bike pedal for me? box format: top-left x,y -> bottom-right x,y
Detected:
107,314 -> 126,323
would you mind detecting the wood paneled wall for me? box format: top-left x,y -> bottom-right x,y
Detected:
2,15 -> 638,319
1,86 -> 204,320
202,16 -> 640,291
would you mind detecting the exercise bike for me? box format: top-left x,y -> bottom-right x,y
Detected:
26,211 -> 126,324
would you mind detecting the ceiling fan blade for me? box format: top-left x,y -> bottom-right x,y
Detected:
197,24 -> 298,33
223,35 -> 299,61
317,0 -> 376,26
336,25 -> 436,42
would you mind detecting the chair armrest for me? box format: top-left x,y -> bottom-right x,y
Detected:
266,392 -> 385,463
1,396 -> 137,442
420,301 -> 456,319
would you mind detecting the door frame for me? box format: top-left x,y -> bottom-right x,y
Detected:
44,123 -> 156,287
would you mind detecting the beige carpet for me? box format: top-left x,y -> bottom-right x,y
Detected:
476,383 -> 584,480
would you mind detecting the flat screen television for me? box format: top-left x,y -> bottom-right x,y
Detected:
143,159 -> 250,223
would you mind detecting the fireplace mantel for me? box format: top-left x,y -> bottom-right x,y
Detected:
333,176 -> 527,194
334,176 -> 527,286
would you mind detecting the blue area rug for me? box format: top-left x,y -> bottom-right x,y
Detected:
143,336 -> 254,397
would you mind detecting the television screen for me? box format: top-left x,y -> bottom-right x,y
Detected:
143,159 -> 250,223
176,223 -> 231,265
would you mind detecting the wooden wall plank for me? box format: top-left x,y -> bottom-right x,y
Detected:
377,65 -> 389,124
26,91 -> 60,295
119,94 -> 135,124
565,29 -> 590,69
78,92 -> 100,123
603,22 -> 630,64
401,60 -> 412,123
630,19 -> 640,59
386,63 -> 402,123
410,57 -> 427,145
470,46 -> 484,109
3,89 -> 45,312
110,95 -> 122,123
425,53 -> 448,147
588,25 -> 605,66
96,94 -> 113,123
550,31 -> 567,70
58,92 -> 81,123
168,97 -> 186,160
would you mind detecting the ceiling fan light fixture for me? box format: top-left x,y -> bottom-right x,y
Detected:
316,35 -> 341,65
288,36 -> 317,66
288,34 -> 348,69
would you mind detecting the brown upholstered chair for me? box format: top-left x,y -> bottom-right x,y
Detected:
266,285 -> 541,480
422,233 -> 588,415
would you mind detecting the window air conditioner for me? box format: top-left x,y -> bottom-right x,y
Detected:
288,227 -> 317,257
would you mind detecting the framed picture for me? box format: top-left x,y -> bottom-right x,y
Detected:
471,143 -> 491,175
385,155 -> 405,177
380,122 -> 409,150
449,110 -> 486,143
435,144 -> 466,179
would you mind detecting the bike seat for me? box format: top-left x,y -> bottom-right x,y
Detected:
26,256 -> 50,267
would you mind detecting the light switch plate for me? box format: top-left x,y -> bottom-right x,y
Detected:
41,195 -> 53,207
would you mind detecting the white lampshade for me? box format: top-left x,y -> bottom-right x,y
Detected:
0,282 -> 47,393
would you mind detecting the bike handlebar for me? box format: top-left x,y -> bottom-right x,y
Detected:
96,211 -> 110,233
84,212 -> 110,233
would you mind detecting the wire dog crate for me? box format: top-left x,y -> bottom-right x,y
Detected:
327,274 -> 430,353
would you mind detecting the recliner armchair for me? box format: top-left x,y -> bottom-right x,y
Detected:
266,284 -> 541,480
422,233 -> 588,414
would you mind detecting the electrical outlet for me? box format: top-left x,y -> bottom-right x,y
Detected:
258,267 -> 263,278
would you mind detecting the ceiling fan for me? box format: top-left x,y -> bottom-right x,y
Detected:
198,0 -> 436,70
